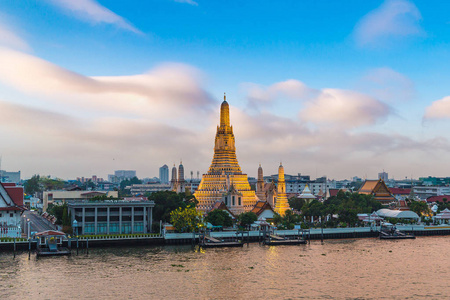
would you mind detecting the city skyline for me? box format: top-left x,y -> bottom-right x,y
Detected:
1,1 -> 450,180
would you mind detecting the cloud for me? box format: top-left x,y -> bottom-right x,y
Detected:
300,89 -> 390,128
174,0 -> 198,5
0,47 -> 214,123
359,67 -> 415,102
0,23 -> 30,51
245,79 -> 312,104
354,0 -> 423,47
47,0 -> 142,34
423,96 -> 450,120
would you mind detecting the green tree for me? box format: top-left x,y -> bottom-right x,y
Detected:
205,209 -> 233,227
288,197 -> 305,211
170,207 -> 203,232
40,177 -> 65,190
409,200 -> 429,216
149,191 -> 198,222
237,212 -> 257,230
24,174 -> 42,195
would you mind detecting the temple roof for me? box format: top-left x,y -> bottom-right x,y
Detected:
251,201 -> 274,216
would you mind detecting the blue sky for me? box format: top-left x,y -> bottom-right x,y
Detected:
0,0 -> 450,180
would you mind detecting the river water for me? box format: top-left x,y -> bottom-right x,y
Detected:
1,236 -> 448,299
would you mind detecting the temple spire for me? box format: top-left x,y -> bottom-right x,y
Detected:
220,93 -> 230,127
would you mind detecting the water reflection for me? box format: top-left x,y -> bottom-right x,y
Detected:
0,237 -> 449,299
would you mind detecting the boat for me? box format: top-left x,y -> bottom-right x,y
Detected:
34,230 -> 71,256
198,233 -> 244,248
263,234 -> 307,246
379,223 -> 415,240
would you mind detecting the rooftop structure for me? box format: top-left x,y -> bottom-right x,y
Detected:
194,95 -> 258,212
358,179 -> 395,205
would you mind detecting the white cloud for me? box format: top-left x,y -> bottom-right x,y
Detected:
300,89 -> 390,128
0,47 -> 214,123
423,96 -> 450,120
359,67 -> 415,102
0,23 -> 30,51
354,0 -> 423,47
174,0 -> 198,6
47,0 -> 142,34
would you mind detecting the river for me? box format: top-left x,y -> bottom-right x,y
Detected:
1,236 -> 448,299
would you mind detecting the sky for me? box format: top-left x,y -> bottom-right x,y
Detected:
0,0 -> 450,181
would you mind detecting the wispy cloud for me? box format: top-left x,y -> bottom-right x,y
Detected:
300,89 -> 390,129
174,0 -> 198,6
0,23 -> 30,51
353,0 -> 423,47
423,96 -> 450,120
359,67 -> 415,103
47,0 -> 142,34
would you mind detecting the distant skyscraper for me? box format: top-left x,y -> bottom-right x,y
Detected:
114,170 -> 136,179
159,165 -> 169,184
378,171 -> 388,182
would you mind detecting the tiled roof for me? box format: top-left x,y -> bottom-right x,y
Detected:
389,188 -> 411,195
426,195 -> 450,203
358,180 -> 379,194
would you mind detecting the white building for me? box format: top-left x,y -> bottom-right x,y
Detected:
413,186 -> 450,200
0,183 -> 24,237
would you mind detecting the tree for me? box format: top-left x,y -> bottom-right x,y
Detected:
149,191 -> 198,222
170,207 -> 203,232
24,175 -> 42,195
205,209 -> 233,227
409,200 -> 429,216
237,212 -> 257,230
288,197 -> 305,212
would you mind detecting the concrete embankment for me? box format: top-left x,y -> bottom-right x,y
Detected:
164,225 -> 450,245
1,225 -> 449,250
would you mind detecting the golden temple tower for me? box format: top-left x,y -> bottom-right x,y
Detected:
274,163 -> 290,216
194,94 -> 258,212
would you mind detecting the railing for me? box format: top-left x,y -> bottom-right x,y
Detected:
0,226 -> 21,238
74,233 -> 163,241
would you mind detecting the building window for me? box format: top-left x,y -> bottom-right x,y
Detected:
134,222 -> 144,233
109,223 -> 120,233
238,197 -> 241,205
224,197 -> 228,205
122,223 -> 132,234
10,213 -> 13,218
97,223 -> 107,234
84,223 -> 95,234
232,196 -> 235,205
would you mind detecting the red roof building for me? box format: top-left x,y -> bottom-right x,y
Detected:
426,195 -> 450,203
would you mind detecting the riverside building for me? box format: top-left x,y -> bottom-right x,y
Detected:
68,199 -> 155,235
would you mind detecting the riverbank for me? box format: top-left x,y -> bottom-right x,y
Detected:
1,224 -> 449,251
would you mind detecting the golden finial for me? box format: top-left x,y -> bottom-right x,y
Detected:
224,92 -> 226,101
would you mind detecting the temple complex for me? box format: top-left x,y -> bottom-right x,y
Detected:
194,95 -> 258,213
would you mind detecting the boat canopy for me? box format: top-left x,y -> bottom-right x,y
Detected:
376,209 -> 419,219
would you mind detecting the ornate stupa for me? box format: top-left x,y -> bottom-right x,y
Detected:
194,94 -> 258,212
274,163 -> 290,216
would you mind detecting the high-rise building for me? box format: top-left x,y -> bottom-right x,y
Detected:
115,170 -> 136,179
378,172 -> 388,182
159,165 -> 169,184
194,94 -> 258,212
